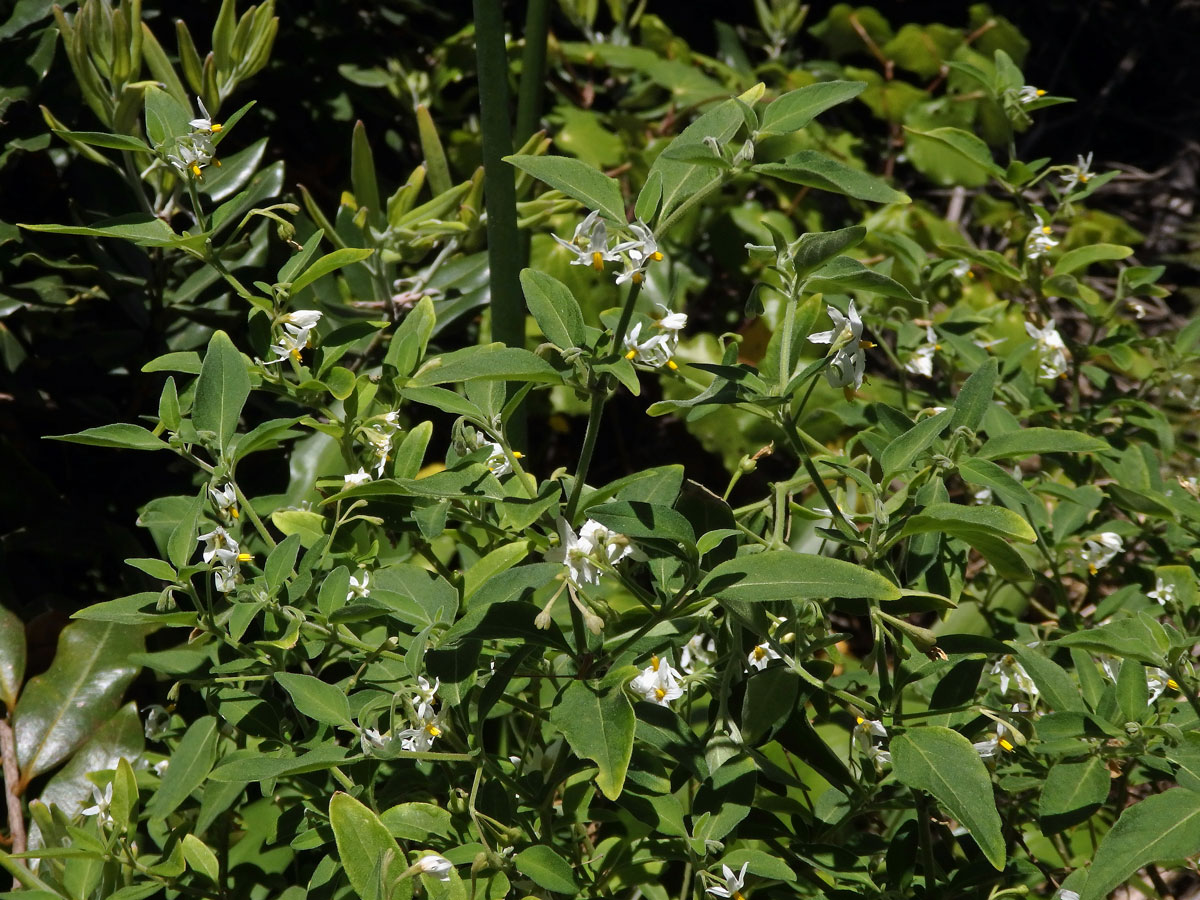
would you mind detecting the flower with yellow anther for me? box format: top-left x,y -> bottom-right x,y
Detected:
1017,84 -> 1046,104
1060,151 -> 1094,192
809,300 -> 871,390
553,210 -> 623,272
706,863 -> 749,900
189,97 -> 223,134
631,654 -> 685,706
1081,532 -> 1122,575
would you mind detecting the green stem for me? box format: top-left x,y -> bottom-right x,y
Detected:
473,0 -> 527,450
231,482 -> 276,550
515,0 -> 550,144
564,387 -> 606,523
186,178 -> 208,232
610,280 -> 644,359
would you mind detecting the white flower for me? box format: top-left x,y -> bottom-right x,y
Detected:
973,716 -> 1017,758
1081,532 -> 1122,574
904,327 -> 939,378
188,96 -> 223,134
1017,84 -> 1046,104
166,133 -> 215,178
680,634 -> 716,672
1060,152 -> 1094,192
267,321 -> 315,365
1026,213 -> 1059,260
1148,577 -> 1175,606
360,727 -> 391,755
347,570 -> 370,601
413,675 -> 440,720
972,485 -> 993,505
951,260 -> 972,280
706,862 -> 748,900
153,759 -> 169,776
552,210 -> 622,272
853,717 -> 891,767
362,426 -> 394,477
990,655 -> 1038,702
579,520 -> 640,567
416,855 -> 454,881
1025,318 -> 1069,380
809,301 -> 868,390
614,221 -> 664,284
209,483 -> 238,518
747,642 -> 781,671
1056,891 -> 1080,900
631,655 -> 685,706
281,309 -> 322,329
81,783 -> 113,824
545,518 -> 602,586
344,467 -> 372,486
1145,668 -> 1179,704
197,525 -> 236,563
468,431 -> 517,476
398,706 -> 446,752
624,321 -> 676,368
656,306 -> 688,333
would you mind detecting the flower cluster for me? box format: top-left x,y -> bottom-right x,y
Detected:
360,676 -> 445,756
197,524 -> 252,592
166,97 -> 223,179
624,306 -> 688,370
809,301 -> 871,390
631,654 -> 685,706
553,212 -> 664,285
1026,213 -> 1059,260
268,309 -> 323,366
358,410 -> 402,477
545,517 -> 640,587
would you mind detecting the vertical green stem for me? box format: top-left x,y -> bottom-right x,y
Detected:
564,388 -> 605,523
610,281 -> 644,359
515,0 -> 550,144
473,0 -> 527,448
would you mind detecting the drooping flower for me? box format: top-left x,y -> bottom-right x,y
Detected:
990,655 -> 1039,702
904,327 -> 940,378
81,783 -> 114,825
210,483 -> 238,519
973,715 -> 1018,758
579,520 -> 640,568
467,431 -> 520,476
347,569 -> 370,601
197,525 -> 236,563
344,467 -> 372,486
553,210 -> 622,272
747,642 -> 781,671
624,321 -> 677,369
416,855 -> 454,882
398,705 -> 446,753
615,221 -> 665,284
166,133 -> 215,179
1081,532 -> 1123,574
545,517 -> 639,587
705,862 -> 749,900
267,321 -> 316,366
809,301 -> 869,390
631,655 -> 685,706
853,717 -> 891,767
281,309 -> 323,330
1025,318 -> 1069,380
680,634 -> 716,672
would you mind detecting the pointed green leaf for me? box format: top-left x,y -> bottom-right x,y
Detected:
702,550 -> 901,603
646,98 -> 744,219
193,330 -> 251,452
13,621 -> 143,784
902,503 -> 1036,543
20,214 -> 177,247
520,269 -> 585,349
803,255 -> 915,300
790,225 -> 866,277
1053,243 -> 1133,277
35,702 -> 144,820
881,407 -> 953,476
754,150 -> 909,203
504,154 -> 625,223
146,715 -> 218,819
550,681 -> 634,801
351,120 -> 381,221
1080,788 -> 1200,900
288,248 -> 375,297
182,834 -> 220,882
891,726 -> 1006,870
275,672 -> 353,727
409,344 -> 562,386
513,845 -> 579,895
760,81 -> 867,133
52,130 -> 152,152
946,357 -> 998,434
979,428 -> 1109,461
330,791 -> 405,900
1039,757 -> 1109,833
903,126 -> 1006,180
48,423 -> 170,452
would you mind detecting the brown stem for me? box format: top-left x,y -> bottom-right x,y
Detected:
0,718 -> 26,869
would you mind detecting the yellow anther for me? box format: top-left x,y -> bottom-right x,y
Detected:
426,724 -> 441,737
190,164 -> 203,178
967,271 -> 975,279
591,251 -> 604,271
1036,89 -> 1046,96
650,655 -> 660,671
1089,564 -> 1098,575
856,716 -> 865,725
1168,679 -> 1180,691
651,250 -> 664,262
211,122 -> 223,133
654,687 -> 666,701
632,271 -> 644,284
236,552 -> 253,562
860,340 -> 876,349
666,360 -> 678,371
1080,175 -> 1089,182
1041,225 -> 1052,235
998,738 -> 1014,752
213,158 -> 222,167
230,507 -> 239,519
513,451 -> 524,459
754,646 -> 767,661
290,348 -> 302,362
625,349 -> 637,360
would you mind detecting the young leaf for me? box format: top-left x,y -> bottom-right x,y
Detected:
351,120 -> 381,222
193,330 -> 251,453
891,726 -> 1006,870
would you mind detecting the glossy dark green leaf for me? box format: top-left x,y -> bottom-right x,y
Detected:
34,702 -> 143,820
0,604 -> 26,711
13,621 -> 143,785
586,500 -> 695,546
891,726 -> 1005,870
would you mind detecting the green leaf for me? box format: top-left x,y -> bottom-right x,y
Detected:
0,604 -> 25,711
753,151 -> 909,204
947,357 -> 998,434
902,126 -> 1006,180
385,296 -> 437,378
145,715 -> 218,820
144,85 -> 191,146
182,834 -> 220,882
760,81 -> 867,133
1012,646 -> 1086,713
520,269 -> 585,349
329,791 -> 404,900
1052,617 -> 1167,667
1116,660 -> 1149,724
264,533 -> 302,594
1039,757 -> 1109,833
646,97 -> 744,219
504,154 -> 626,224
380,802 -> 454,841
550,681 -> 634,801
275,672 -> 353,727
288,248 -> 374,296
702,550 -> 901,603
881,407 -> 953,476
193,330 -> 251,452
52,130 -> 152,152
513,845 -> 579,895
13,620 -> 143,785
903,502 -> 1036,543
21,213 -> 178,246
110,756 -> 139,833
891,726 -> 1005,870
47,423 -> 170,452
34,702 -> 144,821
1080,788 -> 1200,900
979,427 -> 1109,461
586,501 -> 695,546
351,120 -> 381,221
803,255 -> 915,301
1053,243 -> 1133,277
167,487 -> 205,570
409,344 -> 562,386
209,744 -> 352,783
790,226 -> 866,277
